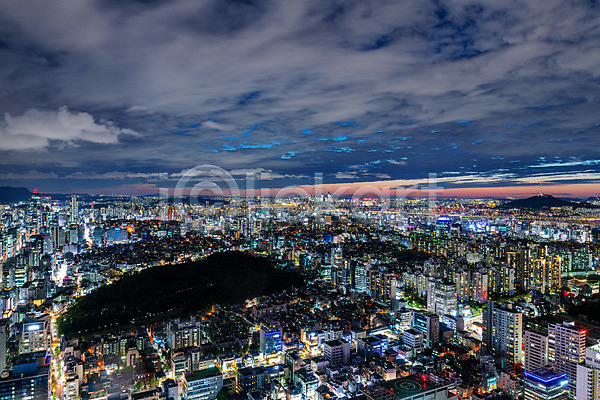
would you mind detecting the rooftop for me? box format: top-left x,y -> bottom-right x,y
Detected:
185,367 -> 222,381
364,376 -> 445,400
524,367 -> 568,386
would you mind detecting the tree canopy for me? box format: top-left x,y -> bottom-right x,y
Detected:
58,251 -> 305,338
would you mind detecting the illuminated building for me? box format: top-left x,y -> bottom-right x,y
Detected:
592,228 -> 600,243
498,371 -> 521,399
237,366 -> 266,394
29,190 -> 42,235
352,262 -> 368,293
70,195 -> 78,224
489,264 -> 515,295
65,375 -> 80,399
167,317 -> 202,350
259,328 -> 282,355
455,270 -> 470,302
524,330 -> 548,372
0,319 -> 7,373
482,302 -> 522,364
332,247 -> 344,269
357,334 -> 389,360
323,339 -> 350,367
416,274 -> 428,298
172,352 -> 192,378
362,375 -> 457,400
14,261 -> 28,288
471,270 -> 488,303
576,344 -> 600,400
524,367 -> 568,400
294,369 -> 318,400
402,328 -> 424,354
426,278 -> 436,313
440,315 -> 464,333
571,248 -> 592,273
396,308 -> 412,331
20,316 -> 50,354
368,270 -> 397,306
334,268 -> 352,288
434,281 -> 457,317
0,352 -> 49,400
507,249 -> 525,290
548,321 -> 586,396
436,215 -> 452,232
531,255 -> 562,294
412,311 -> 439,349
183,367 -> 223,400
0,369 -> 49,400
543,255 -> 562,294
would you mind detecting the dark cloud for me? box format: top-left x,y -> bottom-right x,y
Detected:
0,0 -> 599,194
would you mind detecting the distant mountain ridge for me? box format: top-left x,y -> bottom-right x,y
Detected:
0,186 -> 32,203
503,194 -> 596,209
0,186 -> 122,203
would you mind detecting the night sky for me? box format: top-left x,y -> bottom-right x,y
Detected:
1,0 -> 600,197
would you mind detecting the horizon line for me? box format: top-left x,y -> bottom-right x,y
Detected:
12,181 -> 600,200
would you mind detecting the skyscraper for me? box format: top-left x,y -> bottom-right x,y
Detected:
29,190 -> 42,235
70,195 -> 78,224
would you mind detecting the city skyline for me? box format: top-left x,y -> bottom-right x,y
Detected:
4,3 -> 600,398
1,1 -> 600,197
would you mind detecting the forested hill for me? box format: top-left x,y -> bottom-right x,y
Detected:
503,194 -> 594,209
57,251 -> 305,338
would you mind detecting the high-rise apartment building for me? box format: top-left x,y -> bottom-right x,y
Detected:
548,321 -> 586,396
167,317 -> 202,350
524,330 -> 548,372
490,264 -> 515,295
471,270 -> 489,303
426,278 -> 436,313
482,302 -> 522,364
456,270 -> 470,302
368,270 -> 397,306
576,343 -> 600,400
434,281 -> 457,316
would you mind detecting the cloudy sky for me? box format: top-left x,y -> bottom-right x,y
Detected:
1,0 -> 600,197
